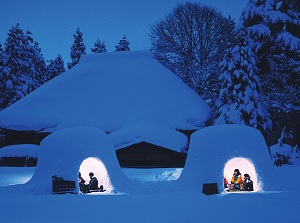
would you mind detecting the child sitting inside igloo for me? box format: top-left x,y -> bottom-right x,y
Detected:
242,173 -> 253,191
229,169 -> 243,191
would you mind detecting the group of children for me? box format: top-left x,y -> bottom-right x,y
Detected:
224,169 -> 253,192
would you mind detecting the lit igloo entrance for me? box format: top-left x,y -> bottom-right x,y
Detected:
79,157 -> 113,192
224,157 -> 261,192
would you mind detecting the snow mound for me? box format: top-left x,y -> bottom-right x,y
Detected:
270,143 -> 300,165
0,51 -> 213,151
108,124 -> 188,152
0,144 -> 39,158
270,143 -> 293,157
155,168 -> 182,181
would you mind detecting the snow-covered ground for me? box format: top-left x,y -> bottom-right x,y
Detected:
0,125 -> 298,222
0,167 -> 35,186
0,167 -> 181,187
0,166 -> 299,223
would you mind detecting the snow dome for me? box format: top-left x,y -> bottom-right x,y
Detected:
0,127 -> 134,195
0,51 -> 213,152
178,124 -> 278,193
33,127 -> 135,194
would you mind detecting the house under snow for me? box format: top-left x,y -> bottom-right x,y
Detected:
0,51 -> 214,167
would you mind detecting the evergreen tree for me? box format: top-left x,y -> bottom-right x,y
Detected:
241,0 -> 300,77
67,28 -> 86,69
216,27 -> 272,133
46,55 -> 66,81
241,0 -> 300,145
0,43 -> 6,67
1,24 -> 47,109
0,43 -> 7,76
30,40 -> 47,86
0,43 -> 8,109
115,35 -> 130,51
91,39 -> 107,53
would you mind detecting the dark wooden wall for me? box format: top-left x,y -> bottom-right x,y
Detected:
0,128 -> 196,167
116,142 -> 187,168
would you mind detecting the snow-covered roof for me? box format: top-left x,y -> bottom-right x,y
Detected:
0,51 -> 213,151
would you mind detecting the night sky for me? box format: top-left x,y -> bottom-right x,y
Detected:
0,0 -> 246,63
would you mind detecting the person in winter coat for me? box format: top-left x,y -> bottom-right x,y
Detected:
242,174 -> 253,191
231,169 -> 243,191
78,172 -> 86,192
88,172 -> 98,190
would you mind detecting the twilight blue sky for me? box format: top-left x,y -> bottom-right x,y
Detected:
0,0 -> 246,64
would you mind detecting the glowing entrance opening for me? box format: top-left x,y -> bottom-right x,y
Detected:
79,157 -> 113,192
223,157 -> 261,192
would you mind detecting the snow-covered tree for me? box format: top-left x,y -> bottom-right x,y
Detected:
241,0 -> 300,79
0,43 -> 8,109
216,27 -> 272,133
30,40 -> 47,86
0,43 -> 6,66
149,2 -> 235,109
46,55 -> 66,81
241,0 -> 300,145
115,35 -> 130,51
0,43 -> 7,76
67,28 -> 86,69
91,39 -> 107,53
0,24 -> 47,110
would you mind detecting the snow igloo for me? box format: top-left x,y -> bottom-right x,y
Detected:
22,127 -> 132,195
178,124 -> 278,193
